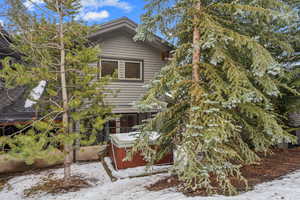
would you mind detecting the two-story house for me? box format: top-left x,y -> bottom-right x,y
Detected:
0,18 -> 171,139
89,17 -> 172,136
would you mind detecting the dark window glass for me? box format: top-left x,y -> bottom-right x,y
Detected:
125,62 -> 141,79
109,120 -> 116,134
101,60 -> 118,77
120,114 -> 138,133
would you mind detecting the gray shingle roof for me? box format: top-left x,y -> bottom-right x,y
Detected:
0,85 -> 26,111
0,90 -> 36,123
0,27 -> 20,59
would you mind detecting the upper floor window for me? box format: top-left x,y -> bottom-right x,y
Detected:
100,58 -> 143,81
125,61 -> 141,80
101,60 -> 118,77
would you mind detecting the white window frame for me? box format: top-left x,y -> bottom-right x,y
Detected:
100,58 -> 143,81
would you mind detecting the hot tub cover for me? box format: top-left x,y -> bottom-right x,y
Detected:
110,132 -> 159,148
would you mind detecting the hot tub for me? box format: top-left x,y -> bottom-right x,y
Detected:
109,132 -> 173,170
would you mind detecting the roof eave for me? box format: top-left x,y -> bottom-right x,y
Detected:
88,17 -> 173,52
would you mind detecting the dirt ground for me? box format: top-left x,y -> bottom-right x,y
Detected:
23,175 -> 91,197
147,147 -> 300,196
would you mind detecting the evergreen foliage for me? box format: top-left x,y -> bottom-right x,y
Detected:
0,0 -> 114,180
133,0 -> 299,194
279,1 -> 300,114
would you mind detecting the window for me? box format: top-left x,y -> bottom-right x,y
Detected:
101,60 -> 118,77
103,113 -> 154,137
120,114 -> 138,133
100,58 -> 143,81
125,61 -> 141,80
108,120 -> 117,134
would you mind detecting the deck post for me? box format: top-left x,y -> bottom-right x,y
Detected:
116,118 -> 121,134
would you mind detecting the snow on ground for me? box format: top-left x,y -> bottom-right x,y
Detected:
1,162 -> 300,200
104,157 -> 171,179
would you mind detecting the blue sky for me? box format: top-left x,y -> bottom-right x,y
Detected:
0,0 -> 146,26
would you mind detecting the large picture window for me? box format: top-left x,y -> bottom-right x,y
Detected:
101,60 -> 118,77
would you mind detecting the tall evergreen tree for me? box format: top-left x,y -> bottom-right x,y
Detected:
133,0 -> 299,194
0,0 -> 114,183
280,1 -> 300,115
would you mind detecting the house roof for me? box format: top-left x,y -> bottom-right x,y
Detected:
0,91 -> 35,123
0,27 -> 21,59
0,18 -> 172,124
0,28 -> 35,124
88,17 -> 173,52
0,83 -> 34,124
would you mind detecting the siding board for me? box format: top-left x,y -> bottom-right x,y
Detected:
95,33 -> 166,113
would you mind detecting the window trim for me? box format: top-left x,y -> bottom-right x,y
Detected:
124,60 -> 143,81
100,58 -> 120,79
100,56 -> 144,82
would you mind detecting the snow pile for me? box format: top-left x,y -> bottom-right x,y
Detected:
1,162 -> 300,200
24,80 -> 46,108
104,157 -> 171,179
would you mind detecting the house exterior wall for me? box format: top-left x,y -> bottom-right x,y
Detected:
94,32 -> 167,113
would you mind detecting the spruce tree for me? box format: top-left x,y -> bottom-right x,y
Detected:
280,1 -> 300,115
133,0 -> 299,194
0,0 -> 114,183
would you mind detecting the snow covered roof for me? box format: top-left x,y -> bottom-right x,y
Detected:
24,80 -> 46,108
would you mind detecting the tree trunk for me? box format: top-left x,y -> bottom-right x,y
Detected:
192,1 -> 201,82
57,0 -> 72,183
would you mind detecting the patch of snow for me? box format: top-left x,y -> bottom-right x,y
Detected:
0,162 -> 110,200
24,80 -> 46,108
283,60 -> 300,69
291,61 -> 300,67
104,157 -> 171,179
111,132 -> 139,142
2,162 -> 300,200
165,92 -> 173,98
110,132 -> 160,148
